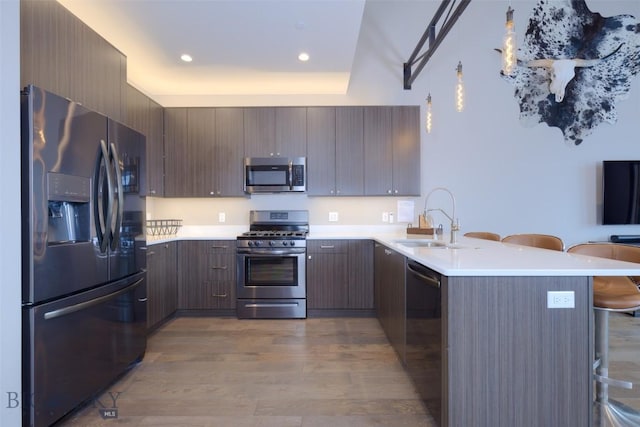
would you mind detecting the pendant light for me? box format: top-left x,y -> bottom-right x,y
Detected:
426,94 -> 433,133
455,62 -> 464,112
502,6 -> 516,76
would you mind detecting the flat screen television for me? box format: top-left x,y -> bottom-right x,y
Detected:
602,160 -> 640,225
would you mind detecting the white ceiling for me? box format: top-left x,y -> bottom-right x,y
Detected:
57,0 -> 367,99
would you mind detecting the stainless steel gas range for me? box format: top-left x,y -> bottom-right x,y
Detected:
236,210 -> 309,319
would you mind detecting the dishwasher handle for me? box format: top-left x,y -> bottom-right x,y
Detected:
406,262 -> 441,288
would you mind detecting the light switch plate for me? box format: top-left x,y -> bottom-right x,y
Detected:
218,212 -> 226,223
329,212 -> 339,222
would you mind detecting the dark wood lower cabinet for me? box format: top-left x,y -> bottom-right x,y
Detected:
307,240 -> 349,309
146,242 -> 177,330
374,243 -> 406,362
307,239 -> 374,313
178,240 -> 236,311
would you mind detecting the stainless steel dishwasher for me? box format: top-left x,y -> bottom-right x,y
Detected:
405,260 -> 442,426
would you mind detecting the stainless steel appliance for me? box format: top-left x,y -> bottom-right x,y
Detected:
405,260 -> 442,426
236,210 -> 308,318
21,85 -> 147,427
243,157 -> 306,193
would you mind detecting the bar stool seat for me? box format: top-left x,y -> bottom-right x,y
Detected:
501,233 -> 564,251
463,231 -> 501,241
594,276 -> 640,310
567,243 -> 640,426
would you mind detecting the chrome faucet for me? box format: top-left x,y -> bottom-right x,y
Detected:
423,187 -> 460,245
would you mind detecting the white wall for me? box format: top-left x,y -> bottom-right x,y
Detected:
152,1 -> 640,248
0,0 -> 22,425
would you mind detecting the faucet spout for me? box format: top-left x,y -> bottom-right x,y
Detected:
423,187 -> 459,245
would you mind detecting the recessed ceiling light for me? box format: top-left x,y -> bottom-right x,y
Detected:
298,52 -> 310,62
180,54 -> 193,63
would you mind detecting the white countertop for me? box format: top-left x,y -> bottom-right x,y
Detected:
146,225 -> 640,277
376,234 -> 640,277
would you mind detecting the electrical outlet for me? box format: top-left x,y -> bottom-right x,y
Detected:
329,212 -> 339,222
218,212 -> 226,223
382,212 -> 389,222
547,291 -> 575,308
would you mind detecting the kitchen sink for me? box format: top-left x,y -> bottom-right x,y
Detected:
394,239 -> 448,248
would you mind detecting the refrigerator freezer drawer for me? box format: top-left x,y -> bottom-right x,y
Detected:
23,272 -> 147,427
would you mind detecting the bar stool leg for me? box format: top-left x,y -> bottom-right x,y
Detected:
595,309 -> 609,404
593,309 -> 640,427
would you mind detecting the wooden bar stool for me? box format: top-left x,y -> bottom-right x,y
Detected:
567,243 -> 640,426
501,233 -> 564,251
463,231 -> 501,241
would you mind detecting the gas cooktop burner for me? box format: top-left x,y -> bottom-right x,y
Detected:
241,230 -> 308,238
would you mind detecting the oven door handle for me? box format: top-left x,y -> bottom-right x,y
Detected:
237,248 -> 305,255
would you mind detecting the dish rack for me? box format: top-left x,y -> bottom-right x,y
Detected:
146,219 -> 182,237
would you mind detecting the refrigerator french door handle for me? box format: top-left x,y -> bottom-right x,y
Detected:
43,277 -> 144,320
109,142 -> 124,251
95,140 -> 113,253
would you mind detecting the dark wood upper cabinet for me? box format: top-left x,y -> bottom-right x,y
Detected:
307,107 -> 366,196
214,108 -> 245,197
392,106 -> 421,196
164,108 -> 245,197
244,107 -> 275,157
336,107 -> 365,196
21,0 -> 127,121
364,107 -> 394,195
306,107 -> 336,196
275,107 -> 307,158
187,108 -> 217,197
364,106 -> 420,196
244,107 -> 306,158
163,108 -> 190,197
125,85 -> 164,197
147,99 -> 165,196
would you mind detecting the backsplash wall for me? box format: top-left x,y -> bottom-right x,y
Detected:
149,196 -> 422,228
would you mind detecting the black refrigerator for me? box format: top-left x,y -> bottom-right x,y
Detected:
21,85 -> 147,427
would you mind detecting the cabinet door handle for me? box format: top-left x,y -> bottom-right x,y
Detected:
146,251 -> 156,256
308,255 -> 312,260
211,266 -> 228,270
211,245 -> 228,249
212,293 -> 228,298
384,249 -> 393,255
320,245 -> 335,249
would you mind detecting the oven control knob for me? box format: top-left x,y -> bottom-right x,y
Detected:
247,241 -> 253,247
288,241 -> 295,247
269,240 -> 275,246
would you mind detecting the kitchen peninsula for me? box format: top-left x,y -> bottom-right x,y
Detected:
148,230 -> 640,427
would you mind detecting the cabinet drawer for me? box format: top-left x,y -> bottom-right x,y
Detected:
208,253 -> 234,280
207,240 -> 235,253
308,240 -> 349,253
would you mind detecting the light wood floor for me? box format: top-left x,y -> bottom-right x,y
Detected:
61,313 -> 640,427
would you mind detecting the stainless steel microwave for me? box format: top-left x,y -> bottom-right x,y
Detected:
243,157 -> 306,193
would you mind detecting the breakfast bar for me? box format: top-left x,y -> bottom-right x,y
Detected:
372,234 -> 640,427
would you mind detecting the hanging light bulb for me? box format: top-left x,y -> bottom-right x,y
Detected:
426,94 -> 433,133
502,6 -> 516,76
455,62 -> 464,112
